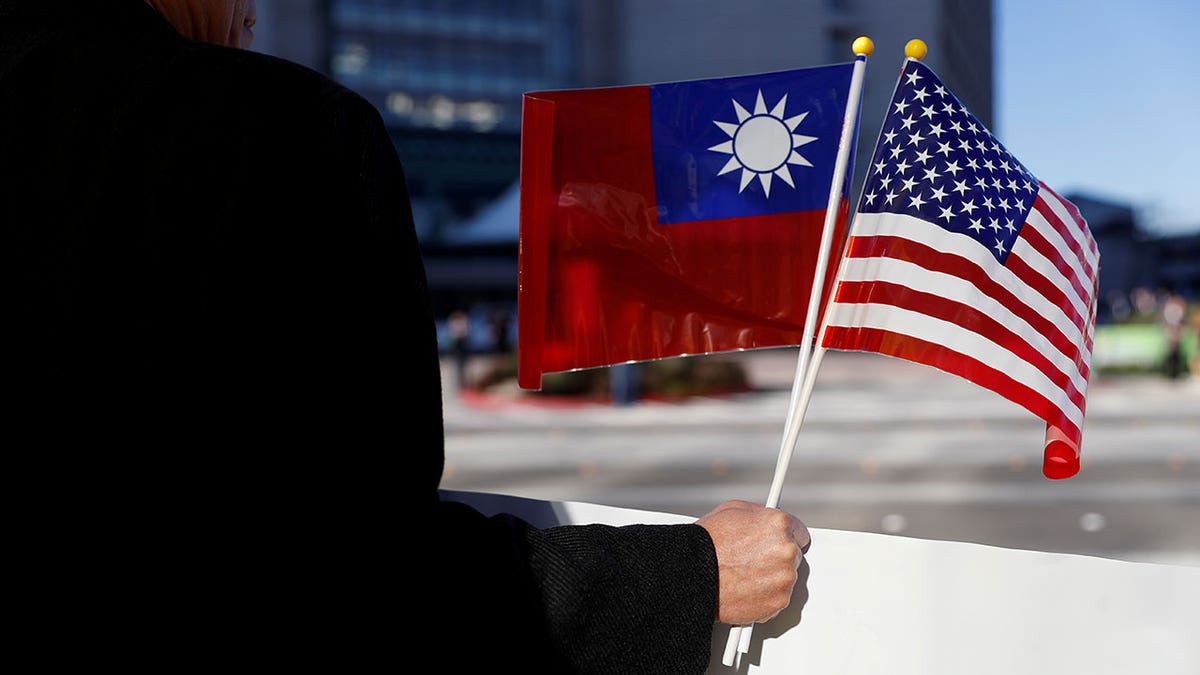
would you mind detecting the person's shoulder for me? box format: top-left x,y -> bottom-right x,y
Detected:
152,41 -> 390,167
176,42 -> 376,120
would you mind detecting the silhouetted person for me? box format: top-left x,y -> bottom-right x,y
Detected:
2,2 -> 812,672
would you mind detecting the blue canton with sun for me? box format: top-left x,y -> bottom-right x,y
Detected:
708,90 -> 819,198
648,63 -> 854,225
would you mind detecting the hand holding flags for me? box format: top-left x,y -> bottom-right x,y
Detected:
512,35 -> 1099,671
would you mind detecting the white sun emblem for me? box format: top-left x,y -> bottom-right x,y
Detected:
708,90 -> 817,197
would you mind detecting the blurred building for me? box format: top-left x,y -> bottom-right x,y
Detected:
1149,231 -> 1200,299
252,0 -> 996,317
1066,194 -> 1200,322
327,0 -> 579,249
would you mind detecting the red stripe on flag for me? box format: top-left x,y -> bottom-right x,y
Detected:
1021,213 -> 1094,309
832,280 -> 1088,412
1031,195 -> 1097,288
822,325 -> 1083,445
1001,251 -> 1089,337
845,235 -> 1090,377
1038,182 -> 1099,260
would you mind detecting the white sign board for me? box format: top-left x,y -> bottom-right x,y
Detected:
442,489 -> 1200,674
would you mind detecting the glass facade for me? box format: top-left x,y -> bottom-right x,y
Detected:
327,0 -> 578,246
330,0 -> 576,135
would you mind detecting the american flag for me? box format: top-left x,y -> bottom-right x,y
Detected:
820,59 -> 1099,479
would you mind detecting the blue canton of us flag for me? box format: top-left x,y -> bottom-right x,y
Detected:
648,63 -> 854,225
857,60 -> 1039,263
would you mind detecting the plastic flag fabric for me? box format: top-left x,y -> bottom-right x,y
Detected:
517,64 -> 858,390
821,59 -> 1099,479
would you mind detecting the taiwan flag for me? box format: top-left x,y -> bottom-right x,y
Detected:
518,63 -> 858,389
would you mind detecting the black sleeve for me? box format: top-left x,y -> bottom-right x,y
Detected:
423,497 -> 719,674
530,520 -> 720,673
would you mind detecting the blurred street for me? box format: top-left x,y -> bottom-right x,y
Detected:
440,349 -> 1200,568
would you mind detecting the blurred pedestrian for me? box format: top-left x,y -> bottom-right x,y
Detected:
448,309 -> 471,391
1189,303 -> 1200,377
610,361 -> 642,405
2,2 -> 811,672
488,306 -> 513,354
1162,291 -> 1187,379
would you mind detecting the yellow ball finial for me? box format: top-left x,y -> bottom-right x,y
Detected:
905,39 -> 928,60
852,36 -> 874,56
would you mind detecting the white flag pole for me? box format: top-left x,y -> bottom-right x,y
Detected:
723,36 -> 872,667
763,40 -> 927,515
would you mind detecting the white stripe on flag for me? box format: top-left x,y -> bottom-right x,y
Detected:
837,256 -> 1090,393
1042,186 -> 1100,271
1009,238 -> 1091,324
848,213 -> 1086,345
1026,198 -> 1094,305
824,301 -> 1086,430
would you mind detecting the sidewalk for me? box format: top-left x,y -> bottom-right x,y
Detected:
442,348 -> 1200,431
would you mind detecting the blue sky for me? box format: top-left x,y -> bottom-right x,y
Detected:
995,0 -> 1199,235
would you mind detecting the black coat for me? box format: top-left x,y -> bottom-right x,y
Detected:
1,2 -> 719,671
